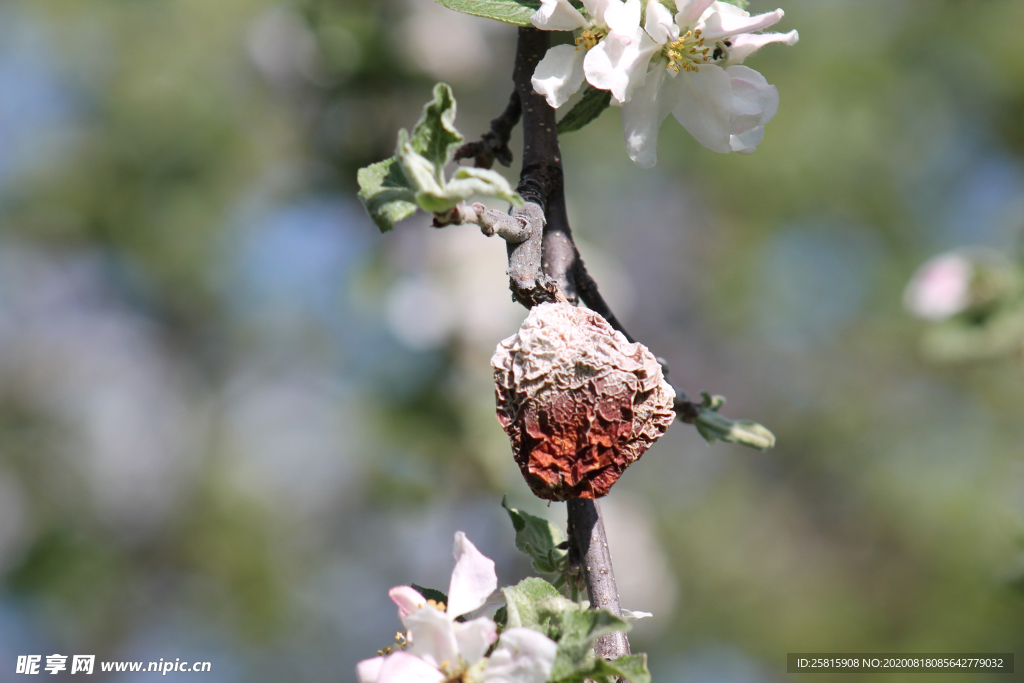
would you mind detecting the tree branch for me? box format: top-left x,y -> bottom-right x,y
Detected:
506,26 -> 628,664
567,499 -> 631,660
454,90 -> 521,169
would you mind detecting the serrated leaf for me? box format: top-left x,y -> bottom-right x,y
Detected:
409,82 -> 463,171
502,577 -> 561,630
435,0 -> 541,27
356,157 -> 417,233
397,129 -> 445,196
502,496 -> 569,574
557,85 -> 612,134
410,584 -> 448,606
590,654 -> 651,683
546,606 -> 631,681
449,167 -> 524,207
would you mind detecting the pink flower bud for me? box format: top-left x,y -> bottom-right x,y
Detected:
491,302 -> 676,500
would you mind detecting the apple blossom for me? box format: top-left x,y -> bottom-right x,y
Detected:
622,0 -> 798,167
530,0 -> 648,108
356,532 -> 558,683
903,253 -> 974,321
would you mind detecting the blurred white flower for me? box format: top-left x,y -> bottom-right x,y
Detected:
903,252 -> 974,321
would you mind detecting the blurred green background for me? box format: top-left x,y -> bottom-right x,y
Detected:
1,0 -> 1023,681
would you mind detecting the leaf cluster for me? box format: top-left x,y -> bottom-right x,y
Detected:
498,577 -> 650,683
357,83 -> 522,232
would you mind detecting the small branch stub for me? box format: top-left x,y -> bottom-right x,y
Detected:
491,302 -> 676,500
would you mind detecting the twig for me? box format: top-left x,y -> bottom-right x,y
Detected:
506,26 -> 628,664
567,499 -> 631,660
454,90 -> 521,169
574,254 -> 709,420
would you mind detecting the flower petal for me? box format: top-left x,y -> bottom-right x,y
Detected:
447,532 -> 498,618
622,62 -> 677,167
483,628 -> 559,683
726,64 -> 778,134
699,7 -> 785,41
674,0 -> 716,27
644,0 -> 677,44
531,0 -> 589,31
602,0 -> 641,40
376,652 -> 445,683
532,44 -> 587,109
405,604 -> 460,669
356,657 -> 384,683
453,616 -> 499,665
585,28 -> 660,103
389,586 -> 427,620
904,253 -> 974,320
670,63 -> 734,153
729,127 -> 764,154
725,30 -> 799,65
621,609 -> 653,620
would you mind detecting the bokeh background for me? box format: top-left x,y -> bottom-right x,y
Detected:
1,0 -> 1023,681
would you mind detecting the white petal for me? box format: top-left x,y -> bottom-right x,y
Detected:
389,586 -> 427,620
621,609 -> 653,620
671,63 -> 734,153
729,127 -> 764,154
903,254 -> 974,320
725,30 -> 799,64
674,0 -> 716,27
447,532 -> 498,618
356,657 -> 384,683
726,64 -> 778,134
532,44 -> 587,109
584,28 -> 660,103
644,0 -> 677,44
482,628 -> 558,683
699,7 -> 784,41
602,0 -> 641,40
405,605 -> 460,668
622,62 -> 677,167
531,0 -> 589,31
453,616 -> 498,665
376,653 -> 445,683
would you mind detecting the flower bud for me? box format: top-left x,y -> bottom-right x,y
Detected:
491,302 -> 675,501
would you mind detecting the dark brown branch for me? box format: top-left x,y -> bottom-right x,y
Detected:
508,26 -> 626,665
454,90 -> 521,169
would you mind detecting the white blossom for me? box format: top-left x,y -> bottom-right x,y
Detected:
623,0 -> 798,166
903,252 -> 977,321
356,532 -> 558,683
530,0 -> 650,108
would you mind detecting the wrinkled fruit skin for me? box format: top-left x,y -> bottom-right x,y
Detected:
491,302 -> 676,501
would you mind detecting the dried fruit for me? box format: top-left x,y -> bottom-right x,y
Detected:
491,302 -> 676,500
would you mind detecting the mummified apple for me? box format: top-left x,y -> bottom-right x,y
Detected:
491,302 -> 676,500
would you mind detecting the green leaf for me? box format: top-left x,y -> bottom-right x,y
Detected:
557,86 -> 612,134
356,157 -> 417,233
502,495 -> 569,574
545,605 -> 631,681
448,167 -> 523,207
693,392 -> 776,451
435,0 -> 542,27
590,654 -> 652,683
410,584 -> 448,606
409,83 -> 463,172
501,577 -> 561,630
